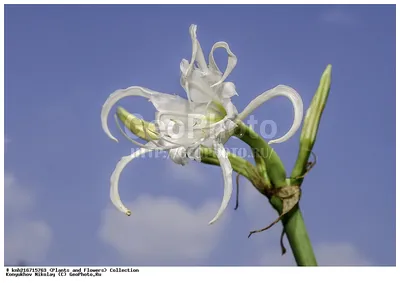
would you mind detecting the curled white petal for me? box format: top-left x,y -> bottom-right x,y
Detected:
110,144 -> 155,216
101,86 -> 166,143
238,85 -> 303,145
208,142 -> 233,225
208,41 -> 238,87
186,24 -> 209,74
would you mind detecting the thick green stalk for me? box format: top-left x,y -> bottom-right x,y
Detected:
235,120 -> 287,188
280,203 -> 316,266
236,121 -> 317,266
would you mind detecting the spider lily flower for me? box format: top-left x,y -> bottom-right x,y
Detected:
101,24 -> 304,225
102,24 -> 238,224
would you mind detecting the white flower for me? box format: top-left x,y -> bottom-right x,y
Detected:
102,25 -> 238,224
101,24 -> 304,225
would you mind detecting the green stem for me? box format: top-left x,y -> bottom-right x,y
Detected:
281,204 -> 317,266
237,121 -> 317,266
200,147 -> 269,195
235,121 -> 287,188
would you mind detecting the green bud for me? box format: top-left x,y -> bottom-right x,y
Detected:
200,147 -> 270,196
116,107 -> 158,141
291,65 -> 332,184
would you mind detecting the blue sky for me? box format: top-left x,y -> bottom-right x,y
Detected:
4,4 -> 395,266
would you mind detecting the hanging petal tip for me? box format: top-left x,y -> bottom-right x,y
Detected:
125,210 -> 132,216
205,143 -> 233,226
207,210 -> 225,225
102,124 -> 119,143
207,207 -> 226,225
101,115 -> 120,143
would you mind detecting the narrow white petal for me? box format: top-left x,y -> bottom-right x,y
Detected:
186,25 -> 198,77
208,142 -> 233,225
110,144 -> 155,216
195,42 -> 208,72
101,86 -> 164,142
208,41 -> 238,87
184,81 -> 193,107
188,24 -> 208,73
238,85 -> 303,144
180,59 -> 190,77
